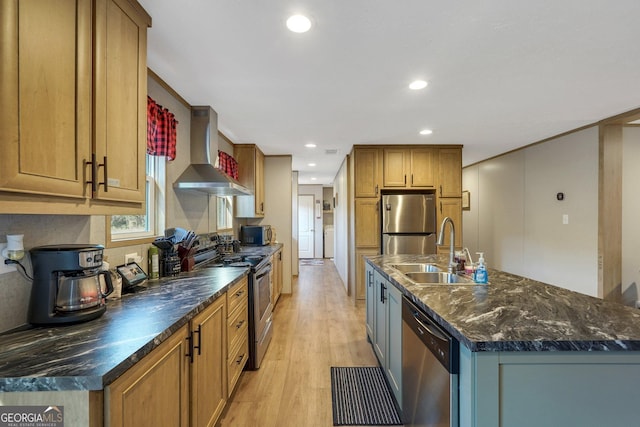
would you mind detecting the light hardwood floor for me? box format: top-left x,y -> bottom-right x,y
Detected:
218,260 -> 380,427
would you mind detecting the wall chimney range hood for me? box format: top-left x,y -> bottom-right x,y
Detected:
173,106 -> 252,196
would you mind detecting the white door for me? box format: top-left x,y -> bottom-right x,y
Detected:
298,194 -> 314,258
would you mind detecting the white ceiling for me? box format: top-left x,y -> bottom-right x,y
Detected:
138,0 -> 640,185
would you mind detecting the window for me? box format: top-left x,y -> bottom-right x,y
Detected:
108,154 -> 165,245
217,196 -> 233,230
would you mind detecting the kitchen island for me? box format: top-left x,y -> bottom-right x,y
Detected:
0,267 -> 248,425
366,254 -> 640,427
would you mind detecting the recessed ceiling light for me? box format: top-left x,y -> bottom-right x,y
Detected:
287,14 -> 312,33
310,177 -> 317,181
409,80 -> 428,90
305,143 -> 316,148
420,129 -> 433,135
308,163 -> 316,167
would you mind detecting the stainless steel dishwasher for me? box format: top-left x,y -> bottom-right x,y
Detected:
402,296 -> 459,426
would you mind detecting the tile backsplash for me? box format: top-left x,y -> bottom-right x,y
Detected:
0,214 -> 148,333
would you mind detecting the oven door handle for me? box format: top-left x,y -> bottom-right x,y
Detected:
255,263 -> 272,280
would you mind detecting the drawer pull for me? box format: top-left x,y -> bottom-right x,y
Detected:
235,290 -> 245,297
235,320 -> 245,329
236,353 -> 246,365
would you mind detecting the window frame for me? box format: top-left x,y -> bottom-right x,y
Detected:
106,154 -> 165,248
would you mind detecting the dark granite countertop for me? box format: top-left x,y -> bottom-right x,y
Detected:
367,254 -> 640,353
0,267 -> 249,392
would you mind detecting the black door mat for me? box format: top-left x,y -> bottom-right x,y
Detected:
330,366 -> 403,426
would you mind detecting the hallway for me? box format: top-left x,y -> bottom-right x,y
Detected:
219,261 -> 379,426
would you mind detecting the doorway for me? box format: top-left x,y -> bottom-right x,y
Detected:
298,194 -> 314,258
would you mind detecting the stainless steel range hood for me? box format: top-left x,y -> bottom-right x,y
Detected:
173,106 -> 252,196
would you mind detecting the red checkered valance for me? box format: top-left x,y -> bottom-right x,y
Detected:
147,96 -> 178,160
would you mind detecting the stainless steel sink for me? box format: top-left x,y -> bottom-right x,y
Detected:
404,271 -> 475,284
388,263 -> 441,273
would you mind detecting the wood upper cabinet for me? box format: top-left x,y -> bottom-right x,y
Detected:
107,325 -> 190,427
438,148 -> 462,198
191,296 -> 227,427
383,147 -> 436,188
93,0 -> 150,203
235,144 -> 265,217
0,0 -> 150,211
354,148 -> 381,198
437,197 -> 462,248
0,0 -> 92,199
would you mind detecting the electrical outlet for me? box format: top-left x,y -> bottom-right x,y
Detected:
562,214 -> 569,225
125,253 -> 138,264
0,243 -> 17,274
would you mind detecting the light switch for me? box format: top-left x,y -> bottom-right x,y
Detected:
562,214 -> 569,225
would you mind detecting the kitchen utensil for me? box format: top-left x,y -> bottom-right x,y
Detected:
165,227 -> 189,244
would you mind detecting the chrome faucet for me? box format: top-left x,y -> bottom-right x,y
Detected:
437,217 -> 456,274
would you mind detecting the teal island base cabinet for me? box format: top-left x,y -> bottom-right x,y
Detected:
459,346 -> 640,427
365,262 -> 402,408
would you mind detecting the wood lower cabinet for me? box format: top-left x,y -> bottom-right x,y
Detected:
271,248 -> 283,307
107,291 -> 234,427
226,277 -> 249,396
356,248 -> 379,300
106,325 -> 190,427
0,0 -> 150,214
191,296 -> 227,427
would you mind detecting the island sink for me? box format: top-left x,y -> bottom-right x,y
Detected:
388,263 -> 441,273
405,271 -> 475,284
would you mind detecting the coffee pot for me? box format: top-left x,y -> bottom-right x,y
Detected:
29,244 -> 113,325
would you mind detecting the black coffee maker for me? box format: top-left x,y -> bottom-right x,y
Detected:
29,244 -> 113,325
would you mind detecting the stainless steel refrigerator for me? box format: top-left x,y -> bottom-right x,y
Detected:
381,193 -> 437,254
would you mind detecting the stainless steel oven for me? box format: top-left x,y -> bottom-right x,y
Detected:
247,260 -> 273,369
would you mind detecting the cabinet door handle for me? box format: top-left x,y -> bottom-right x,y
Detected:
235,319 -> 245,329
235,289 -> 245,297
260,202 -> 264,212
380,281 -> 386,303
439,185 -> 442,197
440,202 -> 443,214
367,271 -> 371,287
186,333 -> 194,364
404,175 -> 407,185
85,154 -> 98,193
375,184 -> 379,196
100,156 -> 108,192
193,324 -> 202,355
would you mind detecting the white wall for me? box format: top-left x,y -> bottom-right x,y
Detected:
263,156 -> 293,293
298,184 -> 324,258
463,127 -> 599,296
622,126 -> 640,306
333,158 -> 350,292
291,171 -> 299,276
